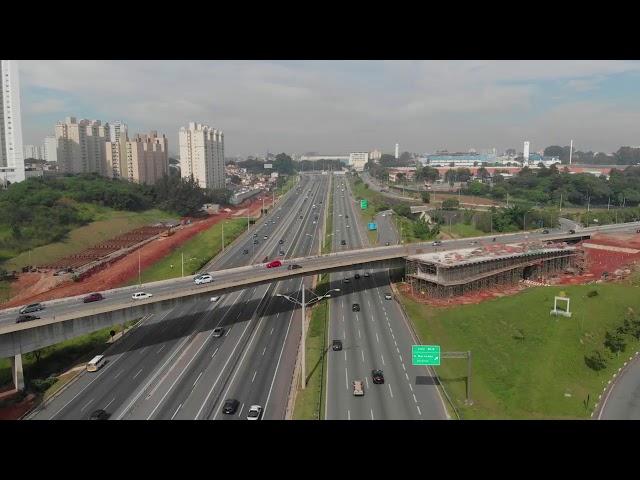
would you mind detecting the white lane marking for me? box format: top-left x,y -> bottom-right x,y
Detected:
343,330 -> 346,340
376,332 -> 379,343
417,406 -> 422,416
156,344 -> 166,354
402,363 -> 406,371
405,372 -> 410,381
239,403 -> 245,416
193,372 -> 203,389
252,371 -> 257,383
80,398 -> 94,412
381,354 -> 385,366
139,348 -> 146,355
104,397 -> 116,410
358,329 -> 361,339
361,350 -> 365,363
388,383 -> 394,398
171,403 -> 182,420
365,377 -> 369,388
345,367 -> 349,390
211,347 -> 219,358
262,347 -> 266,356
133,368 -> 143,380
370,409 -> 374,420
342,314 -> 344,323
409,383 -> 413,392
344,351 -> 347,361
347,410 -> 351,420
413,393 -> 418,403
114,369 -> 123,379
270,328 -> 274,335
225,327 -> 232,337
396,347 -> 400,354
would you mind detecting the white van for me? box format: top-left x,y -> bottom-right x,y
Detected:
87,355 -> 106,372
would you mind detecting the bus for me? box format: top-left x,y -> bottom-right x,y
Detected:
87,355 -> 106,372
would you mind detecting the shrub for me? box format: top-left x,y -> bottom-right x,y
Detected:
587,290 -> 599,298
584,351 -> 607,371
30,377 -> 58,393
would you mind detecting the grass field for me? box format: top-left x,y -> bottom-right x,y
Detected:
126,218 -> 246,285
439,223 -> 487,239
0,321 -> 136,389
1,206 -> 177,271
399,283 -> 640,419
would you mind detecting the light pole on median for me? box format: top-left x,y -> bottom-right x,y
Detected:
277,285 -> 340,390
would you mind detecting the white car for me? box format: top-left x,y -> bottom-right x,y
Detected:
132,292 -> 152,300
385,293 -> 392,300
194,274 -> 213,285
247,405 -> 263,420
210,296 -> 220,302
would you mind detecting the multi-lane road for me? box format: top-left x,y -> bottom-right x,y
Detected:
28,173 -> 330,420
325,177 -> 447,419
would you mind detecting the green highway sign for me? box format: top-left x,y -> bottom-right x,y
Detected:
360,200 -> 368,209
412,345 -> 441,366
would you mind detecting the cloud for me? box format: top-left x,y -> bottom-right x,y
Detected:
26,98 -> 66,114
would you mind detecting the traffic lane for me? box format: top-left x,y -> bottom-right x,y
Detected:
600,355 -> 640,420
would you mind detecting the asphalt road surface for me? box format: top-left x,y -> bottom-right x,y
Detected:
28,173 -> 329,420
599,355 -> 640,419
325,177 -> 447,420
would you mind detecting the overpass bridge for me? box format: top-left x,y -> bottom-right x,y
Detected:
1,221 -> 639,389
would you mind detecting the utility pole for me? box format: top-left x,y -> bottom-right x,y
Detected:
301,284 -> 306,390
181,252 -> 184,277
569,139 -> 573,165
222,223 -> 225,252
607,196 -> 611,211
559,193 -> 563,213
138,251 -> 142,285
506,192 -> 509,208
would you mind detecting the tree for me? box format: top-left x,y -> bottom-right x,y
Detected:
399,151 -> 412,163
442,198 -> 460,210
273,153 -> 294,174
604,330 -> 626,354
416,166 -> 440,183
392,204 -> 412,218
421,191 -> 430,203
544,145 -> 565,159
584,351 -> 607,371
230,174 -> 242,185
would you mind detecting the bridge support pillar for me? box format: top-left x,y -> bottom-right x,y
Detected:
11,354 -> 24,391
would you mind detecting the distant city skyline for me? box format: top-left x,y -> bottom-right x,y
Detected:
17,60 -> 640,157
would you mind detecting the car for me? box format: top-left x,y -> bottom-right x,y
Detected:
212,327 -> 224,338
16,314 -> 40,323
341,240 -> 346,245
210,296 -> 220,302
352,303 -> 360,312
432,240 -> 442,246
279,239 -> 284,244
313,221 -> 317,224
381,214 -> 386,217
469,240 -> 478,245
346,225 -> 350,228
372,369 -> 385,384
89,409 -> 110,420
279,250 -> 285,256
569,229 -> 576,234
266,260 -> 282,268
194,274 -> 213,285
132,292 -> 152,300
637,228 -> 640,234
18,303 -> 44,315
385,241 -> 390,246
247,405 -> 263,420
253,233 -> 258,237
83,293 -> 104,303
287,264 -> 303,270
223,399 -> 240,415
299,215 -> 303,219
354,273 -> 361,280
384,293 -> 392,300
364,272 -> 370,278
263,235 -> 268,240
353,380 -> 364,396
332,340 -> 343,351
542,229 -> 550,234
343,278 -> 350,283
253,240 -> 259,244
243,249 -> 249,254
345,215 -> 349,219
339,214 -> 343,217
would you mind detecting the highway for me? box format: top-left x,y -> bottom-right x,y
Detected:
598,355 -> 640,420
28,173 -> 329,420
325,177 -> 447,419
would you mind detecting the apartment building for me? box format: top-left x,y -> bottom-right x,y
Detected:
24,144 -> 43,160
349,152 -> 369,172
55,117 -> 110,175
179,122 -> 224,189
105,130 -> 168,185
0,60 -> 25,185
43,136 -> 57,162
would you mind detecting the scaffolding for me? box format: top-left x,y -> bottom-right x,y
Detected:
406,244 -> 578,298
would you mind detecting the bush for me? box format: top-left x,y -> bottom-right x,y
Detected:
604,330 -> 626,353
587,290 -> 599,298
30,376 -> 58,393
584,351 -> 607,371
442,198 -> 460,210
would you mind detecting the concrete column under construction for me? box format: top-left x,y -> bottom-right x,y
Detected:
11,354 -> 24,391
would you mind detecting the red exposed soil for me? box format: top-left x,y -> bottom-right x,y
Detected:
0,393 -> 37,420
2,194 -> 269,308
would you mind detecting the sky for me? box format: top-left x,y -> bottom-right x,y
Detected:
17,60 -> 640,157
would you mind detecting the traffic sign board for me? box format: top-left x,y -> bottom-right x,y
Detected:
361,200 -> 368,209
412,345 -> 440,366
368,223 -> 377,230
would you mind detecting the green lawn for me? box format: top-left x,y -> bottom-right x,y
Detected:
1,206 -> 177,271
293,274 -> 330,420
277,175 -> 299,196
0,321 -> 136,390
439,222 -> 487,239
126,218 -> 246,285
399,283 -> 640,419
0,280 -> 10,304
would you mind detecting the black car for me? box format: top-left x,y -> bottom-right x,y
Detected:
542,229 -> 550,234
385,241 -> 390,246
352,303 -> 360,312
299,215 -> 303,219
223,399 -> 240,415
243,249 -> 249,254
569,229 -> 576,234
19,303 -> 44,315
354,273 -> 360,280
341,240 -> 346,245
279,239 -> 284,244
253,233 -> 258,237
83,293 -> 104,303
279,250 -> 285,256
345,215 -> 349,219
89,409 -> 110,420
287,264 -> 302,270
332,340 -> 343,351
253,240 -> 259,244
16,314 -> 40,323
372,369 -> 384,384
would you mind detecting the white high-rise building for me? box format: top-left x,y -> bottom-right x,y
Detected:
178,122 -> 224,189
43,136 -> 57,162
349,152 -> 369,172
0,60 -> 25,185
395,143 -> 399,159
24,144 -> 43,160
55,117 -> 110,175
523,141 -> 530,164
369,149 -> 382,162
106,130 -> 168,185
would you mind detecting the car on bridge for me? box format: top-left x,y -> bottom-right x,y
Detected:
83,293 -> 104,303
266,260 -> 282,268
384,293 -> 392,300
243,249 -> 249,254
279,239 -> 285,244
212,327 -> 224,337
542,229 -> 550,234
352,303 -> 360,312
432,240 -> 442,246
19,303 -> 45,314
372,369 -> 385,384
287,264 -> 302,270
341,240 -> 346,245
223,399 -> 239,415
132,292 -> 153,300
354,273 -> 360,279
16,314 -> 40,323
247,405 -> 263,420
194,274 -> 214,285
364,272 -> 370,278
89,409 -> 110,420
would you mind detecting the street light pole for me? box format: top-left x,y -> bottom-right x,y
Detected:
181,252 -> 184,278
301,285 -> 306,390
222,222 -> 225,252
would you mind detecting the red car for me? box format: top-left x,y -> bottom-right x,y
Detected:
83,293 -> 104,303
266,260 -> 282,269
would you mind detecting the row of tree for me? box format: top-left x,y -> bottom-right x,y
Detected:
544,146 -> 640,165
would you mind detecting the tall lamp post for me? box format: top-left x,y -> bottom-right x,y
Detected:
277,285 -> 340,390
